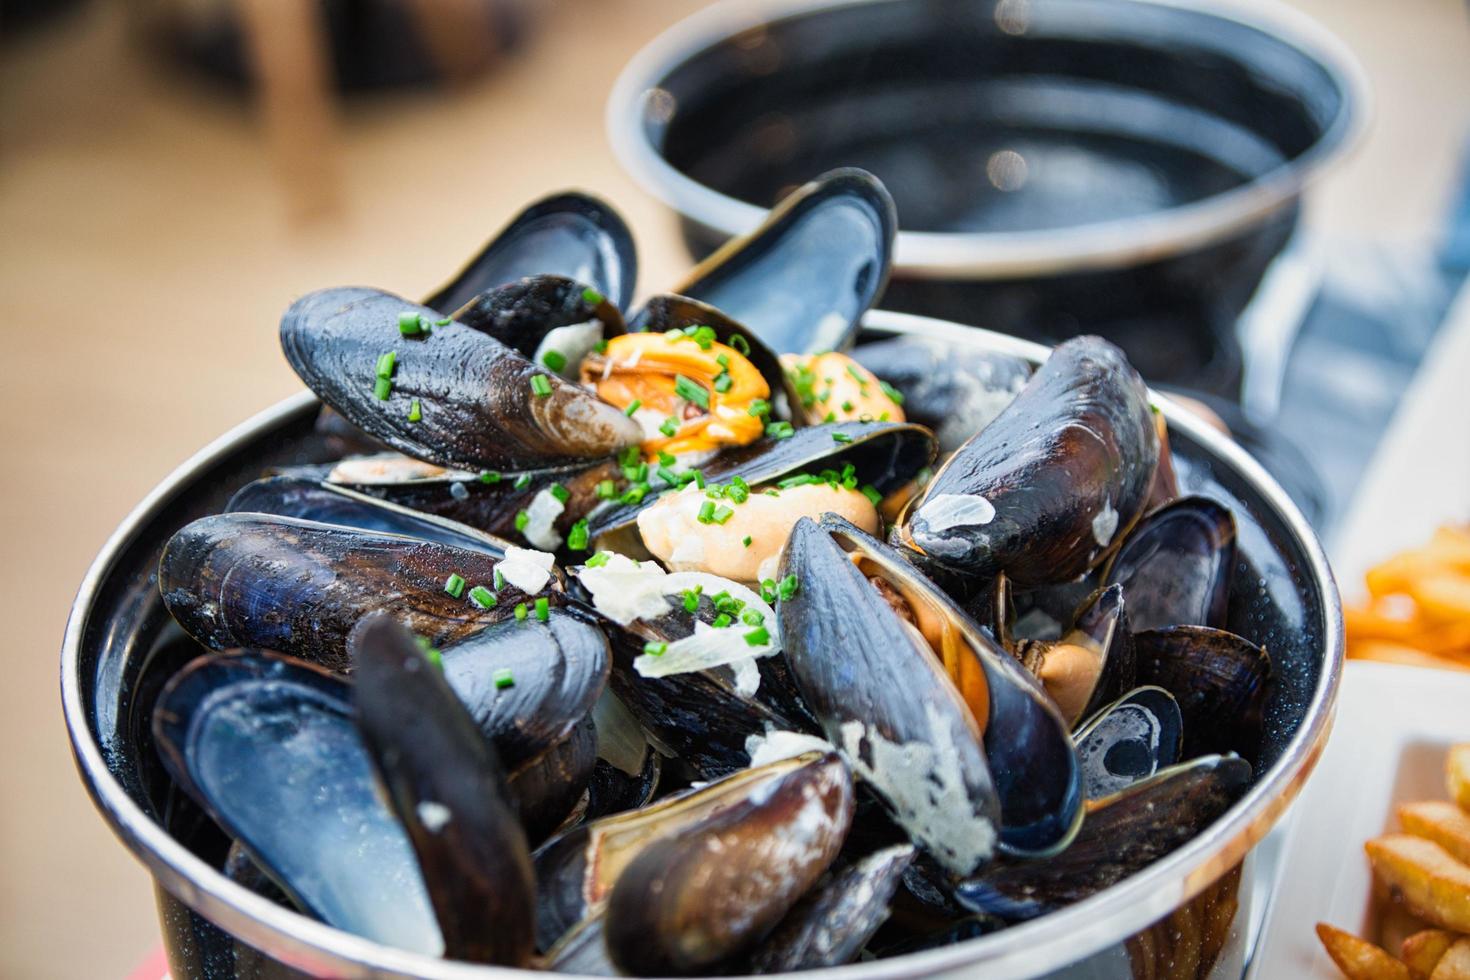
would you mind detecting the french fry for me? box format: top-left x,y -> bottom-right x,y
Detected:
1450,746 -> 1470,814
1350,642 -> 1470,674
1430,938 -> 1470,980
1412,575 -> 1470,624
1365,836 -> 1470,933
1383,901 -> 1436,960
1317,922 -> 1411,979
1402,930 -> 1457,980
1347,601 -> 1424,644
1402,802 -> 1470,865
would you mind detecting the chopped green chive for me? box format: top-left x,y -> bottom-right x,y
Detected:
469,585 -> 497,609
492,667 -> 515,689
398,312 -> 423,335
712,613 -> 733,629
374,376 -> 392,401
414,635 -> 442,668
778,574 -> 800,601
765,421 -> 795,440
494,567 -> 505,591
594,340 -> 609,354
514,602 -> 528,621
747,398 -> 771,418
697,500 -> 717,524
832,431 -> 852,444
623,461 -> 648,483
375,351 -> 397,379
535,597 -> 550,622
567,519 -> 590,551
823,412 -> 837,423
407,398 -> 422,422
690,325 -> 716,350
860,484 -> 883,506
444,574 -> 466,599
586,551 -> 611,568
549,483 -> 571,504
436,317 -> 452,326
530,374 -> 553,397
623,398 -> 642,417
479,470 -> 501,484
879,380 -> 905,405
713,372 -> 733,394
742,535 -> 753,548
643,641 -> 668,657
673,374 -> 709,409
760,578 -> 777,603
744,626 -> 770,646
741,609 -> 765,626
656,465 -> 679,487
542,350 -> 567,372
846,364 -> 867,384
514,473 -> 533,490
683,589 -> 701,613
841,400 -> 855,413
729,334 -> 750,356
514,510 -> 530,532
581,287 -> 604,305
716,353 -> 731,369
659,417 -> 679,438
620,485 -> 648,505
711,505 -> 734,525
620,445 -> 642,468
596,479 -> 617,500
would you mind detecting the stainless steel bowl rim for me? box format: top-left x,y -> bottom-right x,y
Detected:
61,310 -> 1343,979
606,0 -> 1368,280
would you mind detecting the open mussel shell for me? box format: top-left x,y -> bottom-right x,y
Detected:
954,753 -> 1253,922
282,453 -> 619,548
281,286 -> 641,471
227,476 -> 512,555
439,612 -> 609,769
851,336 -> 1031,452
584,689 -> 663,819
1074,686 -> 1184,800
589,419 -> 936,544
899,335 -> 1159,587
668,168 -> 897,356
602,751 -> 855,976
544,913 -> 617,976
450,274 -> 625,365
779,516 -> 1082,868
160,514 -> 555,671
350,614 -> 535,966
629,292 -> 804,423
1017,583 -> 1136,729
1102,495 -> 1237,632
426,191 -> 637,315
1134,626 -> 1272,761
532,753 -> 828,951
749,843 -> 915,973
152,651 -> 442,955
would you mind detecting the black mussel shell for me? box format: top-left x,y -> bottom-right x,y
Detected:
160,514 -> 556,671
152,651 -> 442,955
438,611 -> 609,769
227,476 -> 511,554
955,754 -> 1252,921
785,516 -> 1082,861
426,192 -> 637,315
350,614 -> 535,966
282,453 -> 620,548
451,274 -> 625,362
749,843 -> 915,973
852,336 -> 1031,452
532,754 -> 824,952
1134,626 -> 1272,761
629,292 -> 804,423
314,405 -> 387,458
900,336 -> 1159,587
1074,686 -> 1184,800
584,690 -> 662,819
507,713 -> 598,846
603,752 -> 855,976
668,169 -> 896,356
588,420 -> 936,542
1103,495 -> 1237,632
281,287 -> 641,471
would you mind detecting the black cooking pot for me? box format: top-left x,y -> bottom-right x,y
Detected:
608,0 -> 1362,397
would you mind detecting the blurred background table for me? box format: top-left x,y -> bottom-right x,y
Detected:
1,0 -> 1467,976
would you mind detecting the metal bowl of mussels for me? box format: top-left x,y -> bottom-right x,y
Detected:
62,176 -> 1341,979
607,0 -> 1363,395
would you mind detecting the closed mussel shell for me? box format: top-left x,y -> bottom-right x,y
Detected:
603,751 -> 856,976
900,335 -> 1159,587
1103,495 -> 1237,632
1134,626 -> 1272,761
451,274 -> 625,364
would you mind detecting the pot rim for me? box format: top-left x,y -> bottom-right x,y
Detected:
606,0 -> 1368,280
61,311 -> 1342,979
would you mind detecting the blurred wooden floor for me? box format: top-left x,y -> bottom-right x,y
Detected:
1,0 -> 1465,976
